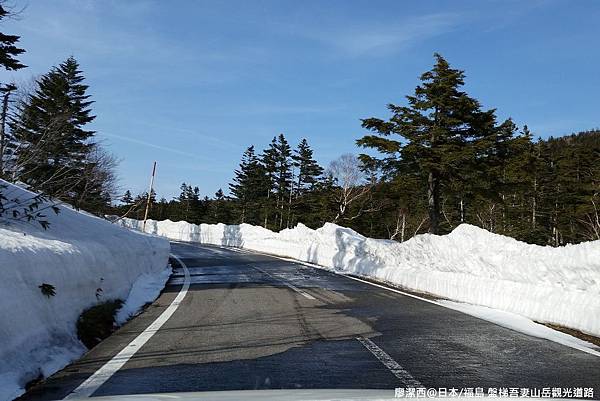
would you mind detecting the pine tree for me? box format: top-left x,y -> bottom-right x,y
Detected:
229,146 -> 265,224
272,134 -> 292,229
358,54 -> 514,234
260,137 -> 278,228
0,5 -> 25,178
0,5 -> 26,72
10,57 -> 96,204
122,190 -> 133,204
177,183 -> 191,221
288,138 -> 323,227
292,138 -> 323,195
208,188 -> 233,224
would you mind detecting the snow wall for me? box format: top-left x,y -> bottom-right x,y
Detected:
0,181 -> 170,400
119,218 -> 600,338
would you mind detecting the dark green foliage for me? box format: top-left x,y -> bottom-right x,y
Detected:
9,57 -> 101,207
121,190 -> 133,205
354,54 -> 600,243
0,5 -> 26,72
76,299 -> 123,349
358,54 -> 520,234
229,145 -> 267,224
38,283 -> 56,298
293,138 -> 323,194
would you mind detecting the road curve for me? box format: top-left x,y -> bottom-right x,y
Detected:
19,242 -> 600,400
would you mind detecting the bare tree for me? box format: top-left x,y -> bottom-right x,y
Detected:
327,153 -> 374,222
0,83 -> 16,176
579,193 -> 600,241
73,144 -> 120,209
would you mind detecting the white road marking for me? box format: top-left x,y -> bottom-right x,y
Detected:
339,274 -> 441,307
64,254 -> 191,399
250,264 -> 316,300
356,336 -> 422,387
243,251 -> 442,307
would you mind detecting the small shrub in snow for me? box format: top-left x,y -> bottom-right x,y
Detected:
76,300 -> 123,349
38,283 -> 56,298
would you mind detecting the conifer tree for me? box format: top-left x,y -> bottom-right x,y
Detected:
261,137 -> 278,228
272,134 -> 292,229
208,188 -> 231,224
292,138 -> 323,195
122,190 -> 133,205
229,145 -> 264,224
358,54 -> 515,234
10,57 -> 96,204
288,138 -> 323,227
0,5 -> 25,179
0,4 -> 26,73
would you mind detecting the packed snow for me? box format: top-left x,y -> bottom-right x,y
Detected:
438,300 -> 600,357
119,218 -> 600,340
115,267 -> 172,326
0,181 -> 170,401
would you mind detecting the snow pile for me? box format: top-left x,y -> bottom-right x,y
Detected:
0,181 -> 170,401
120,218 -> 600,338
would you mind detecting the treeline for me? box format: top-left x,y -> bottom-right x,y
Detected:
118,135 -> 334,229
117,55 -> 600,246
118,127 -> 600,245
1,5 -> 116,216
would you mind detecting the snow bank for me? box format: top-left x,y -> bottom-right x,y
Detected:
120,218 -> 600,338
0,181 -> 170,401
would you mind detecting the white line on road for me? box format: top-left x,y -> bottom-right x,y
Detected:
356,336 -> 422,387
64,254 -> 191,399
250,264 -> 316,300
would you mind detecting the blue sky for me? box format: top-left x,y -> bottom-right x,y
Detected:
2,0 -> 599,199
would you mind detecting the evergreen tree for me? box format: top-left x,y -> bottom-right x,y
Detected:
0,5 -> 26,72
0,5 -> 25,179
273,134 -> 292,229
206,188 -> 234,224
229,145 -> 264,224
122,190 -> 133,205
358,53 -> 515,234
289,138 -> 323,227
10,57 -> 96,205
260,137 -> 278,228
292,138 -> 323,195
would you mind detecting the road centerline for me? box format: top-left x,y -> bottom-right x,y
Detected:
356,336 -> 422,387
249,264 -> 316,300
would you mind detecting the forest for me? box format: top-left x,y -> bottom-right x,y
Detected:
118,125 -> 600,246
1,5 -> 599,246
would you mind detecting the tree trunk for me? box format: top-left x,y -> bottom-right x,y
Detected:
532,176 -> 537,229
0,90 -> 12,177
263,189 -> 270,228
401,212 -> 406,243
428,170 -> 440,234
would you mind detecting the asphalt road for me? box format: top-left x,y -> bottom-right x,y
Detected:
20,241 -> 600,400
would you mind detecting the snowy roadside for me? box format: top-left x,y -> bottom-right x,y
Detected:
0,181 -> 171,401
233,247 -> 600,357
438,300 -> 600,356
118,218 -> 600,354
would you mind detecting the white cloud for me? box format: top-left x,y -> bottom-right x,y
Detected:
102,132 -> 212,161
289,12 -> 463,57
